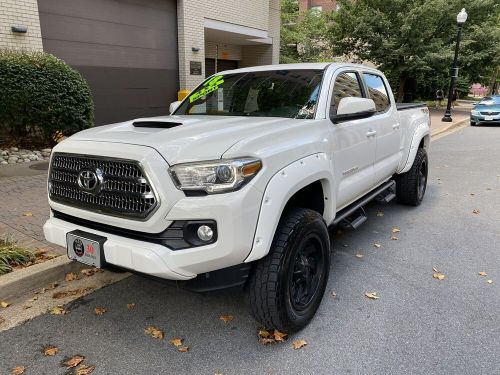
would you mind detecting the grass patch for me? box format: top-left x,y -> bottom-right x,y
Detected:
0,236 -> 35,275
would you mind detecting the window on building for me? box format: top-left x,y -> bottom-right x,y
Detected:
311,5 -> 323,12
331,72 -> 363,114
363,73 -> 390,112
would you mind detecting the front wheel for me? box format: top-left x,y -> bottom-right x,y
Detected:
248,208 -> 330,333
396,148 -> 428,206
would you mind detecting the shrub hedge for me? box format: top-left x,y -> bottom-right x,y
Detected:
0,50 -> 93,145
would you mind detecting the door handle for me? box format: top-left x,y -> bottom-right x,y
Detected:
366,130 -> 377,137
392,123 -> 400,130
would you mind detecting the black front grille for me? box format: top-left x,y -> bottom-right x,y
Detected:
480,111 -> 499,115
49,153 -> 158,220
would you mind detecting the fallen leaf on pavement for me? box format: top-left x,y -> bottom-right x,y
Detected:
374,243 -> 381,248
11,366 -> 25,374
49,306 -> 68,315
62,355 -> 85,368
479,271 -> 487,276
40,283 -> 59,294
432,267 -> 439,273
472,209 -> 480,214
292,339 -> 308,350
376,212 -> 384,217
43,345 -> 59,356
433,273 -> 445,280
76,364 -> 96,375
273,330 -> 288,342
169,338 -> 183,347
23,212 -> 33,217
145,326 -> 165,340
1,301 -> 11,308
23,306 -> 32,310
258,328 -> 288,345
127,303 -> 136,309
487,280 -> 493,284
178,346 -> 189,353
392,228 -> 400,233
355,253 -> 364,259
470,193 -> 475,196
65,273 -> 80,282
365,292 -> 379,300
219,314 -> 234,324
53,287 -> 94,299
29,297 -> 38,302
94,307 -> 106,315
391,236 -> 398,240
331,291 -> 337,298
80,268 -> 102,277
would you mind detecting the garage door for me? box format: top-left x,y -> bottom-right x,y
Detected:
38,0 -> 178,125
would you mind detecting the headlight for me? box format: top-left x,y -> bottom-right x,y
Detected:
471,110 -> 480,115
169,158 -> 262,194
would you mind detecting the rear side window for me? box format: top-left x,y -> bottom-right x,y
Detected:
363,73 -> 390,112
331,72 -> 363,114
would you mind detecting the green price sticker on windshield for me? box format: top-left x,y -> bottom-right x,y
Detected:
189,75 -> 225,103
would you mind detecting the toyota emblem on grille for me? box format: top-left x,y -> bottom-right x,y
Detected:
77,168 -> 103,194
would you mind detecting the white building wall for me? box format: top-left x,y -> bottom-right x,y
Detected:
177,0 -> 280,91
0,0 -> 43,50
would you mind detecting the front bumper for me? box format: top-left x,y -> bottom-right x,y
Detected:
471,114 -> 500,124
44,184 -> 263,280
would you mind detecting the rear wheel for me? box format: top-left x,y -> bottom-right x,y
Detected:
396,148 -> 428,206
248,208 -> 330,333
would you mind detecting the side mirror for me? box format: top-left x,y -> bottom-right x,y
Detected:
169,101 -> 182,114
331,97 -> 377,122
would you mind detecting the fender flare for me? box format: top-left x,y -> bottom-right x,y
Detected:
399,122 -> 430,174
244,153 -> 334,263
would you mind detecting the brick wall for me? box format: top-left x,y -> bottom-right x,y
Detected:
178,0 -> 280,90
0,0 -> 43,50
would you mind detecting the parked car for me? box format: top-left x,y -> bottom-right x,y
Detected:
471,95 -> 500,126
44,63 -> 430,332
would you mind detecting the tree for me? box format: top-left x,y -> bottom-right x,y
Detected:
280,0 -> 333,63
329,0 -> 500,101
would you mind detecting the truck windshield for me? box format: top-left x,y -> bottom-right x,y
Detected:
175,69 -> 324,119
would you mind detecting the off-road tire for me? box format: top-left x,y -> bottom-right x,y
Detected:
396,148 -> 428,206
248,208 -> 330,333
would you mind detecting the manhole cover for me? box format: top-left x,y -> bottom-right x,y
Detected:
29,161 -> 50,171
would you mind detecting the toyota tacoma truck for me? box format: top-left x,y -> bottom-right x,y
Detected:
44,63 -> 430,332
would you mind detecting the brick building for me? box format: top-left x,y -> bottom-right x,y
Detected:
0,0 -> 280,125
299,0 -> 338,12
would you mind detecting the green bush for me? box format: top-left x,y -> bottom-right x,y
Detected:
0,50 -> 93,145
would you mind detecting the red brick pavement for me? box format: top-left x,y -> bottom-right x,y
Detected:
0,174 -> 64,255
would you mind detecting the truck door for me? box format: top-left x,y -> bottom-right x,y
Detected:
329,71 -> 376,209
361,72 -> 401,184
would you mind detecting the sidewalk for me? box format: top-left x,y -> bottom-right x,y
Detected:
429,99 -> 473,136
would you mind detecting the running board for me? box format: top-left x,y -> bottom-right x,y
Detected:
332,180 -> 396,228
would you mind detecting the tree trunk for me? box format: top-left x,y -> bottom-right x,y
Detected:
489,66 -> 498,95
397,74 -> 406,103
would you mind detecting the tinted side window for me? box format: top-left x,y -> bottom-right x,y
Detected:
331,72 -> 363,114
363,73 -> 390,112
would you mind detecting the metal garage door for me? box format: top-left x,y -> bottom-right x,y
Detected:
38,0 -> 178,126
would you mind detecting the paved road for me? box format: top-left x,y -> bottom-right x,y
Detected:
1,125 -> 499,375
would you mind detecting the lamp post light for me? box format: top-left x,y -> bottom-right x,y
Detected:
442,8 -> 468,122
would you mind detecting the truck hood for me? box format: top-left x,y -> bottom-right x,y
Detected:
68,115 -> 308,165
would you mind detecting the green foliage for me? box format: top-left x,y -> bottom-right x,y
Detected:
0,236 -> 34,275
0,50 -> 93,145
280,0 -> 334,63
329,0 -> 500,100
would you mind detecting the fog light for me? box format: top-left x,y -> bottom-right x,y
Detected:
197,225 -> 214,242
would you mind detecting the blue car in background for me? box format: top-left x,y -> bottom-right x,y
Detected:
471,95 -> 500,126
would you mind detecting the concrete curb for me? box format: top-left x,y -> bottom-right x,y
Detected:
431,118 -> 469,139
0,255 -> 85,301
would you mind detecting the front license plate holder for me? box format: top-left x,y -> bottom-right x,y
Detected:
484,115 -> 494,121
67,230 -> 107,268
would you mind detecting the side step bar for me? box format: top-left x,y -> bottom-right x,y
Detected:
332,180 -> 396,228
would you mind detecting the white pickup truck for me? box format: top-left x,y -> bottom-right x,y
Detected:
44,63 -> 430,332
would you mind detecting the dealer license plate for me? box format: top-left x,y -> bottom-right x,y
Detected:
67,230 -> 106,268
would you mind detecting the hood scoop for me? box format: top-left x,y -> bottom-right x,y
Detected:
133,121 -> 183,129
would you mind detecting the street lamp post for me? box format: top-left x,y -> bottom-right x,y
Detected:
442,8 -> 468,122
